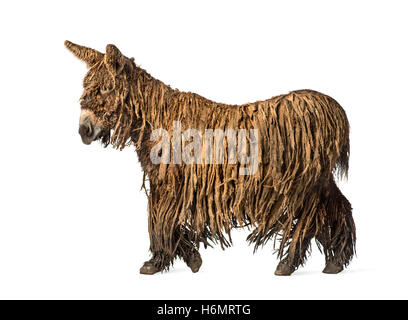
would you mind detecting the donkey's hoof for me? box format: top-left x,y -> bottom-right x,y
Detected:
322,262 -> 343,274
274,261 -> 295,276
140,261 -> 160,275
187,252 -> 202,273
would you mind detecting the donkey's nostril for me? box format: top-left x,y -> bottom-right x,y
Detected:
86,123 -> 93,136
79,124 -> 92,137
78,123 -> 95,146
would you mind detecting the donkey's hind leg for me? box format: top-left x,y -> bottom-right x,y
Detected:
274,184 -> 325,276
274,234 -> 313,276
316,176 -> 356,274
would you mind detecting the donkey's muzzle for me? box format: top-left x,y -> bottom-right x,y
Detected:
78,123 -> 95,145
78,119 -> 102,145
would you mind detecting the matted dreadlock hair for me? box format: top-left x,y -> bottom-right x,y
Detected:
66,40 -> 355,276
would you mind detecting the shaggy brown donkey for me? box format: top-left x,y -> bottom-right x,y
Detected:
66,41 -> 356,276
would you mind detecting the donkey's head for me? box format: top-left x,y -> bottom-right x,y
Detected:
65,41 -> 136,147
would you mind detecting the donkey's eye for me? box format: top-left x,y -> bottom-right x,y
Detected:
80,93 -> 88,105
100,88 -> 112,96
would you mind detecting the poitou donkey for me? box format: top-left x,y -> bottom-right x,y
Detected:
66,41 -> 356,276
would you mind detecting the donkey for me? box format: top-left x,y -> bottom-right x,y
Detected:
65,41 -> 356,276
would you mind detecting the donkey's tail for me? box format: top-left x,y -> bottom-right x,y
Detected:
334,98 -> 350,180
336,135 -> 349,179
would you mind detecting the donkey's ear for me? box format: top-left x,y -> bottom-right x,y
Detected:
104,44 -> 125,75
64,40 -> 103,67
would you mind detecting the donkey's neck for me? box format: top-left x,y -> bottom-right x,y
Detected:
134,65 -> 175,100
132,66 -> 179,126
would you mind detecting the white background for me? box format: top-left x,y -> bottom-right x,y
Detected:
0,0 -> 407,299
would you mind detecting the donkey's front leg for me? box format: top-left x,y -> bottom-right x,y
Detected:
140,184 -> 202,274
140,251 -> 174,275
139,208 -> 176,274
139,229 -> 202,275
174,226 -> 202,273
